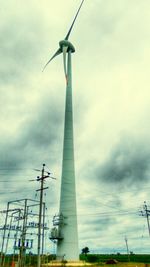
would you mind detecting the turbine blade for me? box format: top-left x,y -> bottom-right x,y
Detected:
65,0 -> 85,40
42,48 -> 62,72
63,46 -> 68,79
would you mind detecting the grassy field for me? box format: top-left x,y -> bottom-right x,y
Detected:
98,264 -> 149,267
79,254 -> 150,266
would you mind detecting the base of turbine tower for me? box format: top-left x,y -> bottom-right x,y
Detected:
42,260 -> 92,267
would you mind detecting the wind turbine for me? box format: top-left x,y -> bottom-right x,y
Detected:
43,0 -> 85,261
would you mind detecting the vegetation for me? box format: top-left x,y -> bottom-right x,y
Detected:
80,254 -> 150,264
1,253 -> 150,266
81,247 -> 90,255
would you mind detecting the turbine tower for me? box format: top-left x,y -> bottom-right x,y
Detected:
43,0 -> 85,261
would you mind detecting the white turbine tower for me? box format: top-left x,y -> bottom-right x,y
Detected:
43,0 -> 85,261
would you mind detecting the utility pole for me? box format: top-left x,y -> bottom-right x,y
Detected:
37,164 -> 49,267
42,203 -> 46,255
140,201 -> 150,237
125,236 -> 130,262
20,199 -> 28,267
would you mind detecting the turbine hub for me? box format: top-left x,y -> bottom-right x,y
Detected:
59,40 -> 75,53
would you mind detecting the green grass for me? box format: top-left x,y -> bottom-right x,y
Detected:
80,254 -> 150,264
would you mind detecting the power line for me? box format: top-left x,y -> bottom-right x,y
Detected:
0,168 -> 32,171
42,210 -> 138,218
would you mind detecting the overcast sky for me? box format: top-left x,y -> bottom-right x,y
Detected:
0,0 -> 150,255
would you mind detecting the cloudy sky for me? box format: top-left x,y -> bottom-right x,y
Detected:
0,0 -> 150,255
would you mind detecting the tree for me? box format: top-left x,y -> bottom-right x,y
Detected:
81,247 -> 90,255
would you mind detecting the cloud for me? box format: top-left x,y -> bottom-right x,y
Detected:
0,94 -> 64,169
94,136 -> 150,187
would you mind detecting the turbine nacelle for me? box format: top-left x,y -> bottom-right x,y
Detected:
59,40 -> 75,53
42,0 -> 84,73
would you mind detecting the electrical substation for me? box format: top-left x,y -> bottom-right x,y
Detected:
0,198 -> 48,267
0,164 -> 54,267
